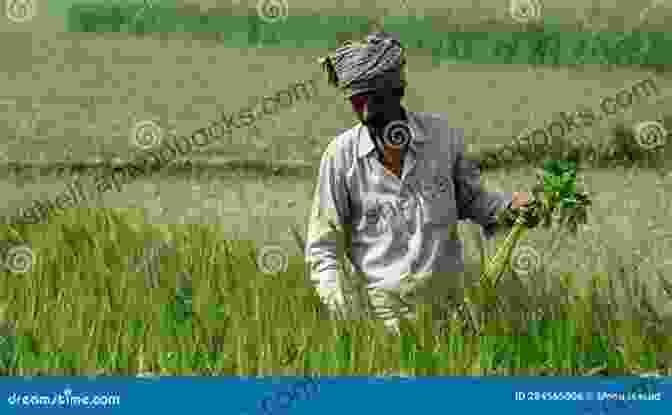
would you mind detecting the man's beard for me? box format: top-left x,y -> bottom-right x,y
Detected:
365,107 -> 407,140
362,109 -> 394,129
363,106 -> 409,162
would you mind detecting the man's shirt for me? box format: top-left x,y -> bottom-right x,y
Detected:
305,111 -> 513,311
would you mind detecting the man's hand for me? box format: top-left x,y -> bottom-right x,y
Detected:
509,191 -> 532,210
497,191 -> 539,229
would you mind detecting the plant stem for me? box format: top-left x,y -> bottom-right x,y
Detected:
484,216 -> 528,289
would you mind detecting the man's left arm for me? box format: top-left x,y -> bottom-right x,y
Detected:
451,128 -> 513,240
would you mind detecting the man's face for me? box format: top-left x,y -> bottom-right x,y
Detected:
349,90 -> 399,125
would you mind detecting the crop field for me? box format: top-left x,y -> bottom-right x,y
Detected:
0,0 -> 671,376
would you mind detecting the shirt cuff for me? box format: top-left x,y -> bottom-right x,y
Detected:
482,192 -> 515,240
503,192 -> 514,210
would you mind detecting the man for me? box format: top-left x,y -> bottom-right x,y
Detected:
306,31 -> 531,334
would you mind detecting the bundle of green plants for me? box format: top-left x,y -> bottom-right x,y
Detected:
464,159 -> 592,330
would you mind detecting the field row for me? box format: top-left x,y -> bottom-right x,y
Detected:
64,7 -> 672,65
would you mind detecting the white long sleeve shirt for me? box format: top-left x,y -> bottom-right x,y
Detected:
305,111 -> 513,315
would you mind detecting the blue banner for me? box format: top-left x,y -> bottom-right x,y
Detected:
1,376 -> 670,414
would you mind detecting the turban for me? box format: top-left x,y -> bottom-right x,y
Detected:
318,31 -> 407,98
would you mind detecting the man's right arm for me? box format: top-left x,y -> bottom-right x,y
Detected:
305,141 -> 352,317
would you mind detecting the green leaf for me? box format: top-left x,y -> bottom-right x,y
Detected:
543,159 -> 577,177
542,159 -> 559,173
560,198 -> 577,209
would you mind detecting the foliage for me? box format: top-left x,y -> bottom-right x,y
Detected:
0,199 -> 670,376
464,160 -> 593,332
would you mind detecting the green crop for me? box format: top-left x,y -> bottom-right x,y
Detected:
464,159 -> 593,331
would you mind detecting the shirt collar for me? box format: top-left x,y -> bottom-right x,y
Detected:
356,111 -> 430,159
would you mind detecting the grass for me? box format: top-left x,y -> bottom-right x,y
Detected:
1,7 -> 671,377
0,203 -> 671,377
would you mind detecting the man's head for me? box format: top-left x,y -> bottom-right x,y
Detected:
319,31 -> 407,126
